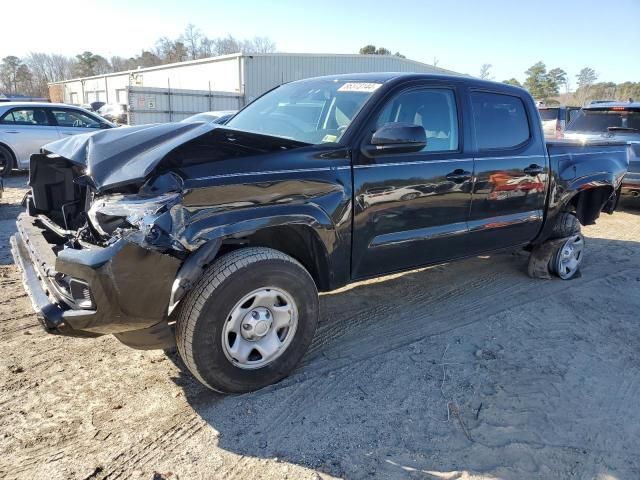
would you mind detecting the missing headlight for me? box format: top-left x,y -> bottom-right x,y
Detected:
87,191 -> 180,238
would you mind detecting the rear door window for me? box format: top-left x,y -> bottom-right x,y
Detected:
0,108 -> 50,126
471,92 -> 530,149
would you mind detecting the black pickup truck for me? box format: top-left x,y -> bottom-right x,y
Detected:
11,73 -> 630,393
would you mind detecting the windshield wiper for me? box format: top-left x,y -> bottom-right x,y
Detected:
608,126 -> 640,132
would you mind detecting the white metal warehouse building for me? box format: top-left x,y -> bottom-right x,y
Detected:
48,53 -> 460,124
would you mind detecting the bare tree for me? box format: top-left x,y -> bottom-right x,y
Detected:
25,53 -> 75,92
25,52 -> 52,96
199,36 -> 214,58
49,54 -> 76,81
479,63 -> 493,80
183,23 -> 202,60
110,55 -> 132,72
155,37 -> 188,63
244,36 -> 276,54
214,35 -> 242,55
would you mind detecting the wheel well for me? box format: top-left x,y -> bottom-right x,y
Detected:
219,225 -> 331,291
567,186 -> 615,225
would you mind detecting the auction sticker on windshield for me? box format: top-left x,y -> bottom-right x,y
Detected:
337,82 -> 382,93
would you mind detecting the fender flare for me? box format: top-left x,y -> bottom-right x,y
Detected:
177,202 -> 338,252
535,171 -> 620,244
169,203 -> 338,312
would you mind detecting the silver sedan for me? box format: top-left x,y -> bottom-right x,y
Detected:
0,102 -> 115,175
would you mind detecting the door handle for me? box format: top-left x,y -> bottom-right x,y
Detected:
2,130 -> 19,134
445,169 -> 472,183
61,133 -> 74,136
524,164 -> 544,175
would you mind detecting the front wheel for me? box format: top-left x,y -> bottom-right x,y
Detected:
175,247 -> 319,393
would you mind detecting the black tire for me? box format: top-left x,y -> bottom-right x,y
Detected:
0,145 -> 14,176
551,212 -> 580,239
175,247 -> 319,393
527,213 -> 582,280
549,213 -> 583,279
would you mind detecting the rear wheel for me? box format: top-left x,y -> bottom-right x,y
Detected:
175,247 -> 319,393
551,212 -> 580,238
528,212 -> 583,280
0,145 -> 14,176
549,234 -> 584,280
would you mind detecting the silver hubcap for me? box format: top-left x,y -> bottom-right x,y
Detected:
554,234 -> 584,279
222,287 -> 298,369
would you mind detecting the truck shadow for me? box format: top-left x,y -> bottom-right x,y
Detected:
167,234 -> 640,479
619,197 -> 640,212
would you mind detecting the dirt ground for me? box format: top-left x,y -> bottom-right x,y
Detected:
1,173 -> 640,480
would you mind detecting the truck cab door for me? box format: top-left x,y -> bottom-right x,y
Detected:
351,84 -> 474,279
466,91 -> 547,252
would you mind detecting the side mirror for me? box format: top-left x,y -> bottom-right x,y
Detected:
365,122 -> 427,156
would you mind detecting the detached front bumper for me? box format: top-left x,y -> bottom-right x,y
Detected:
11,213 -> 181,349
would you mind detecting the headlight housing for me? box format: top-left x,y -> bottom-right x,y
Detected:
87,191 -> 181,243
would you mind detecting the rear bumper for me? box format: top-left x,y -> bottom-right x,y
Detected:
11,213 -> 181,348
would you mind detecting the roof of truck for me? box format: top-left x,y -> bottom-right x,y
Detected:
289,72 -> 527,93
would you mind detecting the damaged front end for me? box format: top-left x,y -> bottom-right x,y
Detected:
11,122 -> 318,349
12,154 -> 189,349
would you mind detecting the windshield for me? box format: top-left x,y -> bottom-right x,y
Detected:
225,79 -> 381,144
567,109 -> 640,133
538,108 -> 559,121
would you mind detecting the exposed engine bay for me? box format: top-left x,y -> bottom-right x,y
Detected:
28,155 -> 187,261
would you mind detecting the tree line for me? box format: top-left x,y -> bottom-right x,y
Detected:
0,24 -> 276,98
488,61 -> 639,106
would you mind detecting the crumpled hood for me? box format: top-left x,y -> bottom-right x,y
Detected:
42,122 -> 220,191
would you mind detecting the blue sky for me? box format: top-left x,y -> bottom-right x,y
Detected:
4,0 -> 639,86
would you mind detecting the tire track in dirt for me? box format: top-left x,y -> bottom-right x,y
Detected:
98,414 -> 208,480
1,438 -> 85,480
299,277 -> 639,410
301,251 -> 638,380
462,269 -> 640,462
308,260 -> 508,358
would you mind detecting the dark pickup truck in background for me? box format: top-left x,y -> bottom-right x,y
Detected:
11,73 -> 630,393
563,101 -> 640,199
